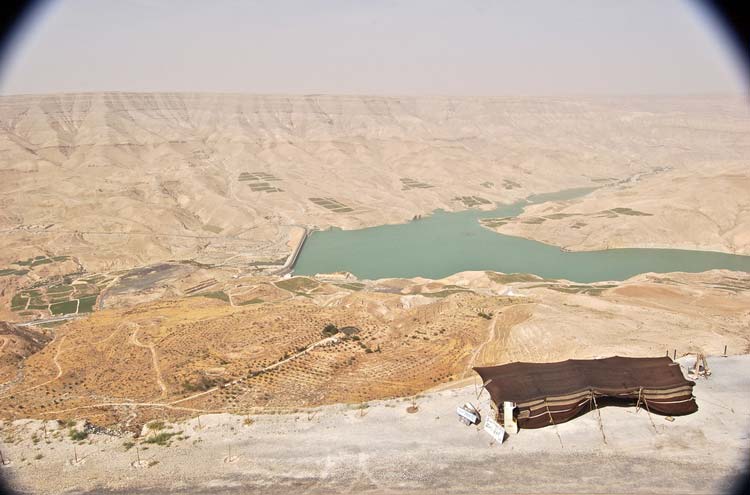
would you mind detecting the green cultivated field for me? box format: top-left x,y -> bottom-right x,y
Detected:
240,172 -> 283,191
334,282 -> 365,291
47,284 -> 74,294
77,296 -> 98,313
309,197 -> 353,213
238,298 -> 264,305
0,268 -> 29,277
191,291 -> 230,303
48,295 -> 73,304
50,300 -> 78,315
239,171 -> 281,182
423,289 -> 471,298
400,177 -> 434,190
16,256 -> 54,267
11,294 -> 29,311
454,196 -> 491,208
276,277 -> 319,293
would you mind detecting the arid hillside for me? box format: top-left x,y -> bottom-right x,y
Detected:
0,321 -> 52,385
483,163 -> 750,254
1,270 -> 747,431
1,93 -> 747,275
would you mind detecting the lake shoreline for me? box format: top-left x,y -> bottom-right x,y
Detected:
293,186 -> 750,282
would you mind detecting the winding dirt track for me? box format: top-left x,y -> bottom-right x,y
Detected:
129,325 -> 167,398
34,334 -> 342,416
464,316 -> 498,378
0,334 -> 68,399
463,304 -> 533,377
170,334 -> 339,406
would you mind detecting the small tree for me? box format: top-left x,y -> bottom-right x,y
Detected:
322,323 -> 339,336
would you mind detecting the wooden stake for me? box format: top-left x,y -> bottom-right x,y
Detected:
0,449 -> 6,465
673,349 -> 676,361
136,442 -> 141,464
723,345 -> 727,357
74,445 -> 78,464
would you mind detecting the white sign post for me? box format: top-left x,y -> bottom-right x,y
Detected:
456,406 -> 479,425
484,417 -> 506,444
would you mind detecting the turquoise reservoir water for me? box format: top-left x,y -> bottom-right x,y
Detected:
293,188 -> 750,282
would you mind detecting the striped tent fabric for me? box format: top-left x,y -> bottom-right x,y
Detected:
474,356 -> 697,429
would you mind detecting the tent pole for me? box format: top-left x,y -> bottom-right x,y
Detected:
592,391 -> 607,445
545,400 -> 564,449
477,378 -> 492,400
642,395 -> 658,433
635,387 -> 643,412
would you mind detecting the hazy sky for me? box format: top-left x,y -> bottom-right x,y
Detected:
0,0 -> 746,96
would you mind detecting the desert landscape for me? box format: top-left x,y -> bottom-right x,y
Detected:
482,163 -> 750,254
1,269 -> 749,429
1,93 -> 749,493
1,93 -> 748,275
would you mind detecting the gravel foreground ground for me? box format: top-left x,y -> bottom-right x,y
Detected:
2,355 -> 748,494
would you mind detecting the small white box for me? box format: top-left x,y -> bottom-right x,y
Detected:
484,417 -> 506,444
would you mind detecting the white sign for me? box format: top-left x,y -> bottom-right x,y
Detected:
484,417 -> 505,444
456,406 -> 479,424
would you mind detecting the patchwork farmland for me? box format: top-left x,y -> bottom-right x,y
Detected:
2,256 -> 115,319
309,197 -> 354,213
454,195 -> 492,208
9,275 -> 112,317
400,177 -> 434,190
239,171 -> 283,192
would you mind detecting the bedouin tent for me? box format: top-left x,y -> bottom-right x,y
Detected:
474,356 -> 697,429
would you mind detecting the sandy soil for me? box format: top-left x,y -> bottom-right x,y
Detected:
1,355 -> 747,494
